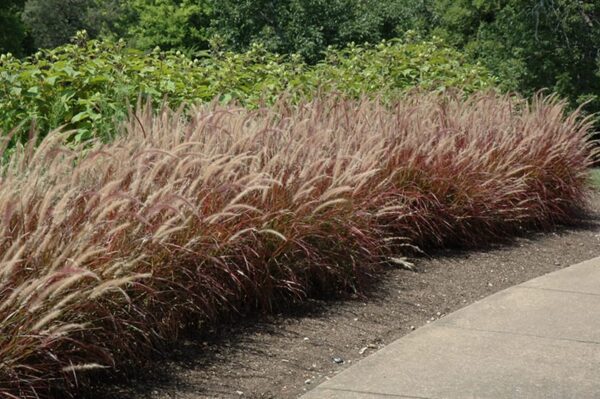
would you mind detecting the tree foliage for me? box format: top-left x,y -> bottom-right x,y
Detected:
0,0 -> 30,57
433,0 -> 600,112
209,0 -> 377,62
208,0 -> 435,62
98,0 -> 213,53
21,0 -> 98,49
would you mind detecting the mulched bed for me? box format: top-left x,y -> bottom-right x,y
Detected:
86,192 -> 600,399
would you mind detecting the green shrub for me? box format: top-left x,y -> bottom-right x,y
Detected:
305,37 -> 492,98
0,32 -> 495,149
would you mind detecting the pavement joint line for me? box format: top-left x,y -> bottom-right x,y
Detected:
515,285 -> 600,297
312,387 -> 433,399
434,324 -> 600,346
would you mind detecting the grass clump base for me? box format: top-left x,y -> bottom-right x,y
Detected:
0,92 -> 594,398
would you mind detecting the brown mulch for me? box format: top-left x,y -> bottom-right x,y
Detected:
86,193 -> 600,399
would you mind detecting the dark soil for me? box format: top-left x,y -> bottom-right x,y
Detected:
86,193 -> 600,399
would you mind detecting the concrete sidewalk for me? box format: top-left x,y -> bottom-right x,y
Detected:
302,256 -> 600,399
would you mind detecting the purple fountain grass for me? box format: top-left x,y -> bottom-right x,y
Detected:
0,92 -> 594,398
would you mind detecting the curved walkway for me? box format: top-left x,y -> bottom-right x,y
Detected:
301,256 -> 600,399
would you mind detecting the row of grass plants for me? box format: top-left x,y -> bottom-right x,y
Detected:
0,92 -> 593,398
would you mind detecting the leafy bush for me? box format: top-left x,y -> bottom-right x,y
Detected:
6,0 -> 599,124
306,37 -> 491,98
0,32 -> 495,149
0,92 -> 593,398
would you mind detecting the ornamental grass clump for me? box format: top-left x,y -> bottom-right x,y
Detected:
0,92 -> 594,398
